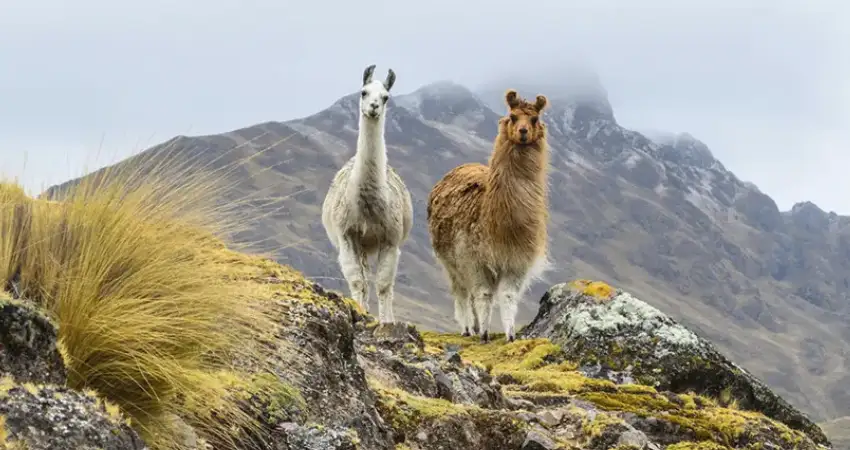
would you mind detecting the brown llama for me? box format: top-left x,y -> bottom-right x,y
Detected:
427,89 -> 550,342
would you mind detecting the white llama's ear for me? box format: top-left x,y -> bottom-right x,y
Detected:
363,64 -> 376,86
384,69 -> 396,91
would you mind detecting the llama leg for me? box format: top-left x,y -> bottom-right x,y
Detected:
447,271 -> 472,335
471,285 -> 494,343
338,237 -> 368,310
471,303 -> 480,336
497,273 -> 527,342
375,245 -> 401,324
463,295 -> 477,336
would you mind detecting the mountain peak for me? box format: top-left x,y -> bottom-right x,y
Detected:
412,80 -> 474,98
647,130 -> 720,171
394,80 -> 478,112
393,80 -> 500,139
475,67 -> 615,123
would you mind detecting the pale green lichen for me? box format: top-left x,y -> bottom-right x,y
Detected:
554,284 -> 702,349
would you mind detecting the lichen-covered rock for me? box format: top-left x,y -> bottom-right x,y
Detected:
521,280 -> 831,447
155,260 -> 834,450
0,377 -> 146,449
372,386 -> 528,449
0,296 -> 67,385
252,273 -> 394,449
357,322 -> 507,410
273,422 -> 360,450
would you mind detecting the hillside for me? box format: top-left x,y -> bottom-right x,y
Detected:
45,77 -> 850,424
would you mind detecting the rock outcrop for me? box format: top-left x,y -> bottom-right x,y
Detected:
522,280 -> 831,447
0,258 -> 833,449
243,264 -> 833,450
0,297 -> 146,450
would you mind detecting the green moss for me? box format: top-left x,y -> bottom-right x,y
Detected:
665,442 -> 732,450
422,332 -> 615,396
419,331 -> 810,448
579,390 -> 808,446
181,369 -> 304,430
226,254 -> 366,315
373,382 -> 527,441
582,411 -> 625,437
373,384 -> 474,434
244,372 -> 305,425
363,345 -> 378,354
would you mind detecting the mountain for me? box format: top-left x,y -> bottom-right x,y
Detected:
45,78 -> 850,424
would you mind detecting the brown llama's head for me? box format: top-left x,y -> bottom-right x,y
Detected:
499,89 -> 548,146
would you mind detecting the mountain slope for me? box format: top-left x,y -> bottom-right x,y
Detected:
46,79 -> 850,423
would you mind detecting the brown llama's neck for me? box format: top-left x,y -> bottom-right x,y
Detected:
483,134 -> 549,254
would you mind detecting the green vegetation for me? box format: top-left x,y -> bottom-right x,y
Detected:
421,331 -> 810,448
0,158 -> 295,449
372,380 -> 527,446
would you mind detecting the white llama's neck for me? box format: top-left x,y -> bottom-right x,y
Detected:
349,114 -> 388,193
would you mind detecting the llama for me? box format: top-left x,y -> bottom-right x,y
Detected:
321,64 -> 413,324
427,89 -> 550,342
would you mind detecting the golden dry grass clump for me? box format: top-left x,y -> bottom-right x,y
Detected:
0,157 -> 282,449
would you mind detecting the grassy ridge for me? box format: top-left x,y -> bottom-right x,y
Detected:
0,151 -> 287,449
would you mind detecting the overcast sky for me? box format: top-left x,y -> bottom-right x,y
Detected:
1,0 -> 848,213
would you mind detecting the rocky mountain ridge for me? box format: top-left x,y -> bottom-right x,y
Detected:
44,78 -> 850,428
0,258 -> 836,449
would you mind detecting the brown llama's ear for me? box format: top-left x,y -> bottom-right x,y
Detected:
534,95 -> 548,112
505,89 -> 520,108
363,64 -> 376,86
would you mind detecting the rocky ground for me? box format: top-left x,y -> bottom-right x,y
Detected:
0,258 -> 835,449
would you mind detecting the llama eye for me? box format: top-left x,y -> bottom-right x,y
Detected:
510,114 -> 518,123
361,91 -> 367,97
530,116 -> 538,125
382,95 -> 389,103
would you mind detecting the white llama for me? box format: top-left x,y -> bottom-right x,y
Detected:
321,64 -> 413,324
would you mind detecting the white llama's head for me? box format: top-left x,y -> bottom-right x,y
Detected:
359,64 -> 396,120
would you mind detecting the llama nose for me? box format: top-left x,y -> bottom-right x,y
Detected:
519,128 -> 528,135
370,102 -> 380,110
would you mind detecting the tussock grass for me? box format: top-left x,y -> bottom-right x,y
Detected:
0,147 -> 288,449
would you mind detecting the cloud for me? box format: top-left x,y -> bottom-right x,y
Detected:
0,0 -> 847,212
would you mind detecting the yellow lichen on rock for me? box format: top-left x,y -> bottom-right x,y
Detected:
371,383 -> 474,435
418,330 -> 816,448
665,442 -> 732,450
568,279 -> 616,300
224,252 -> 367,315
421,332 -> 617,397
580,390 -> 808,446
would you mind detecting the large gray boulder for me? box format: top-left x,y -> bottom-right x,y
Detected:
521,280 -> 831,447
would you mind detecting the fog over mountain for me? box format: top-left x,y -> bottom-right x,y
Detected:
1,0 -> 848,213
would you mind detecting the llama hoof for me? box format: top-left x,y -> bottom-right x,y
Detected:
507,334 -> 516,342
462,328 -> 471,337
480,331 -> 490,343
